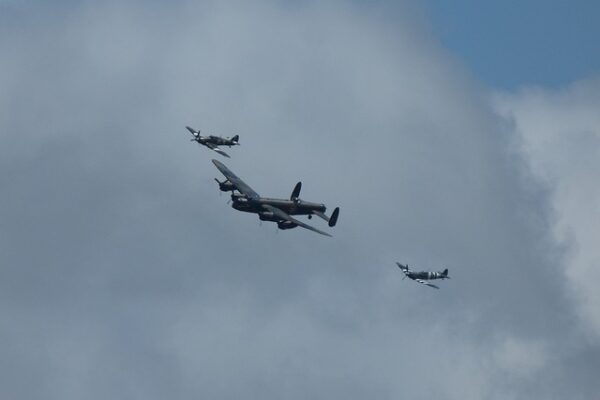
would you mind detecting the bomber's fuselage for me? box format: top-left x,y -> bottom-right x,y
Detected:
232,196 -> 326,216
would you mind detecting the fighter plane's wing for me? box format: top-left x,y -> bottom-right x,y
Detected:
212,159 -> 260,199
415,279 -> 439,289
203,143 -> 230,158
262,204 -> 332,237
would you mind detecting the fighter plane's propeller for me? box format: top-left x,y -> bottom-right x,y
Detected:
398,263 -> 408,279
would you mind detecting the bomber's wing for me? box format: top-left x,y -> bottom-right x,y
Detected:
262,204 -> 332,237
212,159 -> 260,199
415,279 -> 439,289
205,143 -> 230,158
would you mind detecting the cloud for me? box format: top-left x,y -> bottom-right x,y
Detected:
495,77 -> 600,340
0,0 -> 597,398
493,335 -> 549,377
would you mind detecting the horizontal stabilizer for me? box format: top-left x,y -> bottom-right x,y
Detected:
186,126 -> 198,135
262,204 -> 331,237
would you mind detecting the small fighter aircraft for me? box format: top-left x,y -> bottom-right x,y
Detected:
396,262 -> 449,289
212,159 -> 340,237
186,126 -> 239,158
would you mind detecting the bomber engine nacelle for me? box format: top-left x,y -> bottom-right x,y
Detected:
215,178 -> 235,192
277,221 -> 297,230
258,211 -> 278,222
231,193 -> 248,203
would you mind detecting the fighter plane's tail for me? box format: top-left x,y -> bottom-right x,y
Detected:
231,134 -> 239,143
441,268 -> 449,278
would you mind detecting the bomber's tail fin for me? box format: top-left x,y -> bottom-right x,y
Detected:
290,182 -> 302,200
328,207 -> 340,227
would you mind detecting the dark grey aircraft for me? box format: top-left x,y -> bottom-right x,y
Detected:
186,126 -> 239,158
212,159 -> 340,237
396,262 -> 449,289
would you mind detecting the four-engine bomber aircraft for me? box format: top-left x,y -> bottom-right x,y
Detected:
186,126 -> 239,158
212,159 -> 340,237
396,262 -> 450,289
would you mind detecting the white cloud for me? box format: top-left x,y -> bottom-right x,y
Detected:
495,77 -> 600,340
0,1 -> 597,399
493,335 -> 549,377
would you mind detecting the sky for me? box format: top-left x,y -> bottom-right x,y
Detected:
0,1 -> 599,399
422,0 -> 600,88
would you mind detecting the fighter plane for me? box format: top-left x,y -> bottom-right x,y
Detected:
186,126 -> 239,158
212,159 -> 340,237
396,262 -> 449,289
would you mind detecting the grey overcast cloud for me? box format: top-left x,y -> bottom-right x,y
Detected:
1,1 -> 599,399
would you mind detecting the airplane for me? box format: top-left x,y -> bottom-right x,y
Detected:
186,126 -> 239,158
396,262 -> 450,289
212,159 -> 340,237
